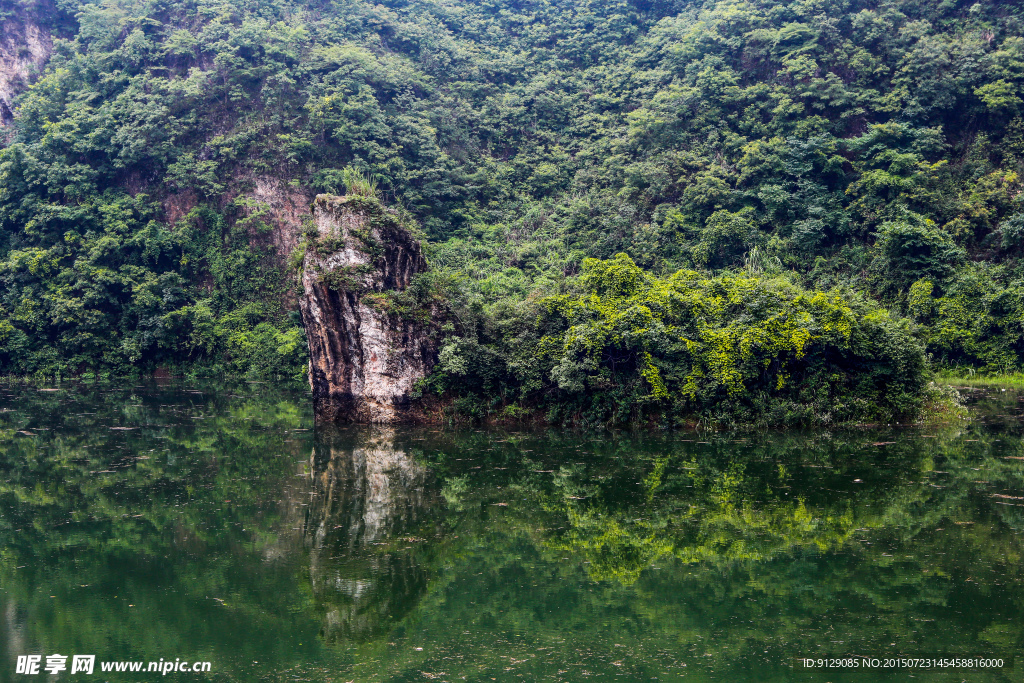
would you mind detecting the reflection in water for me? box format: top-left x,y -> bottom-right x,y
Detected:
305,428 -> 436,643
1,383 -> 1023,681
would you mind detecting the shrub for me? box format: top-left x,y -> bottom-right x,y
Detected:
873,214 -> 964,289
430,254 -> 930,427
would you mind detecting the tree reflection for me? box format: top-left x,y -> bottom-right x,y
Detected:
305,427 -> 438,643
2,383 -> 1022,680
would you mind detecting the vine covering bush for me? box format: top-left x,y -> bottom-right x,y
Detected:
426,254 -> 928,426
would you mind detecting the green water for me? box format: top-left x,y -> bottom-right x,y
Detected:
1,383 -> 1022,682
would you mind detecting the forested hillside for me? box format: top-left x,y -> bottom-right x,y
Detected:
2,0 -> 1024,423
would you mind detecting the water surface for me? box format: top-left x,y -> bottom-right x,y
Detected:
1,382 -> 1022,681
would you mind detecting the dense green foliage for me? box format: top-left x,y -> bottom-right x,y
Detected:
426,252 -> 929,424
4,0 -> 1024,418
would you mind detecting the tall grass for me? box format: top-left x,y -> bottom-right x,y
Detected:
934,370 -> 1024,388
341,167 -> 379,197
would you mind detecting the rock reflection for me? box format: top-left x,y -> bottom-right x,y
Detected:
305,427 -> 437,644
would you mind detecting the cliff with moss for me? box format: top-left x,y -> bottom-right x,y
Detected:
299,193 -> 438,423
0,1 -> 53,128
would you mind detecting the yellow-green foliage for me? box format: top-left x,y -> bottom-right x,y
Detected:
341,167 -> 379,198
532,254 -> 927,425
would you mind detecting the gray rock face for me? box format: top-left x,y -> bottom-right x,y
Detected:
0,3 -> 52,127
299,194 -> 437,423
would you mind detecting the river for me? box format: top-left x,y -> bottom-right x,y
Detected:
0,382 -> 1021,681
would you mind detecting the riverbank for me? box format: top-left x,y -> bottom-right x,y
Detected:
934,372 -> 1024,389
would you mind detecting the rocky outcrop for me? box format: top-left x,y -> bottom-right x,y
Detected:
250,174 -> 315,268
0,4 -> 53,126
299,194 -> 438,423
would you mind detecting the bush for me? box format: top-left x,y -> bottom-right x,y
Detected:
430,254 -> 930,427
873,214 -> 965,289
904,264 -> 1024,373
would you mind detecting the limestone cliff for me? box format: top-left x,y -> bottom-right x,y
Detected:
299,194 -> 438,423
0,3 -> 53,126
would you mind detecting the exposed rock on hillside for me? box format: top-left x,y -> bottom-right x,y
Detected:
250,175 -> 314,269
0,5 -> 52,126
299,194 -> 438,423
